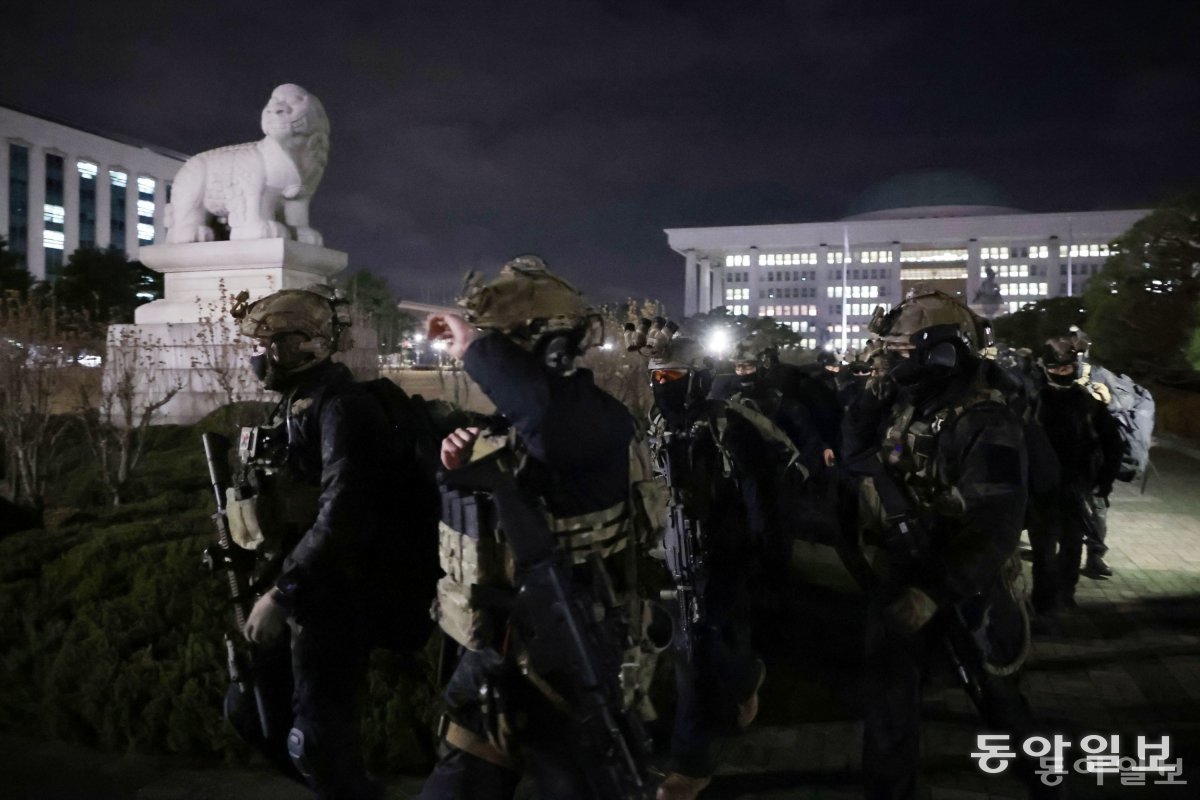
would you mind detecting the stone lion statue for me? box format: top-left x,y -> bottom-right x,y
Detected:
165,84 -> 329,245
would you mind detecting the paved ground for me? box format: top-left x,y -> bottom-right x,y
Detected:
4,441 -> 1199,800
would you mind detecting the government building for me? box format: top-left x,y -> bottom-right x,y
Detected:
666,172 -> 1149,352
1,104 -> 187,281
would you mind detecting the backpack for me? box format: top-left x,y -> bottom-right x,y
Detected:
1085,365 -> 1156,481
358,377 -> 446,476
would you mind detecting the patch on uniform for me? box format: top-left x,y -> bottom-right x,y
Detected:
984,444 -> 1022,484
290,397 -> 314,416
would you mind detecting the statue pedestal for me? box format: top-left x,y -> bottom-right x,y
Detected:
109,239 -> 377,426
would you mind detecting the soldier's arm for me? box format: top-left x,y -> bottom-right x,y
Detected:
935,407 -> 1028,602
462,330 -> 633,474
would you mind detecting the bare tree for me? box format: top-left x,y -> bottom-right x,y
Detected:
0,293 -> 86,515
77,327 -> 182,506
190,279 -> 266,409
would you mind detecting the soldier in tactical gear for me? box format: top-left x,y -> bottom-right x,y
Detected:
711,344 -> 829,473
418,256 -> 649,800
230,287 -> 440,800
1063,329 -> 1120,578
844,290 -> 1056,799
1026,336 -> 1122,615
633,326 -> 801,800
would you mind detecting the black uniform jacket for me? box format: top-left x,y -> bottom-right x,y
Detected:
275,361 -> 439,629
463,331 -> 634,517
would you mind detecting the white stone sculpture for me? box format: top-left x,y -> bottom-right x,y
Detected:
165,84 -> 329,245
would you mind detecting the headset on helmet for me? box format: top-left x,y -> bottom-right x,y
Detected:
231,286 -> 352,359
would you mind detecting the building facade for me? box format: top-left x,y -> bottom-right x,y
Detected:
1,105 -> 187,281
667,201 -> 1148,353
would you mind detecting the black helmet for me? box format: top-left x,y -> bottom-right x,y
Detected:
816,351 -> 839,368
1038,337 -> 1080,369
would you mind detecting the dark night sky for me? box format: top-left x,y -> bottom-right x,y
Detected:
3,1 -> 1198,312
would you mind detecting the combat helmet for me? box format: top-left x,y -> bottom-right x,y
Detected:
868,288 -> 993,353
231,287 -> 351,358
458,255 -> 596,343
231,286 -> 352,389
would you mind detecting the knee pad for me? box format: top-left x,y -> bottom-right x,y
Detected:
287,727 -> 314,780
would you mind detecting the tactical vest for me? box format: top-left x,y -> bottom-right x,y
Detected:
432,433 -> 667,719
433,432 -> 640,648
877,376 -> 1010,516
224,413 -> 322,555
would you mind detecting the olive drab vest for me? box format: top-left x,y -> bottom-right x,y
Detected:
431,443 -> 655,642
431,431 -> 666,718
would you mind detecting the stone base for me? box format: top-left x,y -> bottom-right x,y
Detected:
108,319 -> 378,427
114,237 -> 376,425
136,239 -> 348,324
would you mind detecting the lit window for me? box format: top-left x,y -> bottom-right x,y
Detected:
137,199 -> 155,218
137,176 -> 156,194
43,230 -> 65,250
137,223 -> 155,241
901,249 -> 969,263
109,169 -> 127,187
900,266 -> 969,281
77,160 -> 98,180
43,204 -> 65,225
1039,283 -> 1048,295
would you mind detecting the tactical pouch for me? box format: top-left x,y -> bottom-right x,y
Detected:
434,488 -> 512,649
226,487 -> 270,550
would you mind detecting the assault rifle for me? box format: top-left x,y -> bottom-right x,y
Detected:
653,426 -> 713,661
442,450 -> 653,799
864,462 -> 991,717
200,432 -> 273,740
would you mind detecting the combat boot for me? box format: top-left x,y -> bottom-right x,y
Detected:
1085,553 -> 1113,577
656,772 -> 712,800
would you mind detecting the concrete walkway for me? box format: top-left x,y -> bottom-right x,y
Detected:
4,444 -> 1198,800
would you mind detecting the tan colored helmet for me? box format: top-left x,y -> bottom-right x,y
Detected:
231,287 -> 350,356
868,288 -> 990,351
457,255 -> 591,339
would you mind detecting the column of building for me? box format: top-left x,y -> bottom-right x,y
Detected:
154,178 -> 168,244
889,242 -> 902,303
0,145 -> 9,245
125,170 -> 140,256
683,250 -> 698,317
818,243 -> 831,346
96,166 -> 112,250
27,145 -> 46,280
965,238 -> 981,305
63,153 -> 80,255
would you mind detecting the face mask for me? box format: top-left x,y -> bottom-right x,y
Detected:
1048,371 -> 1076,387
250,352 -> 269,382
